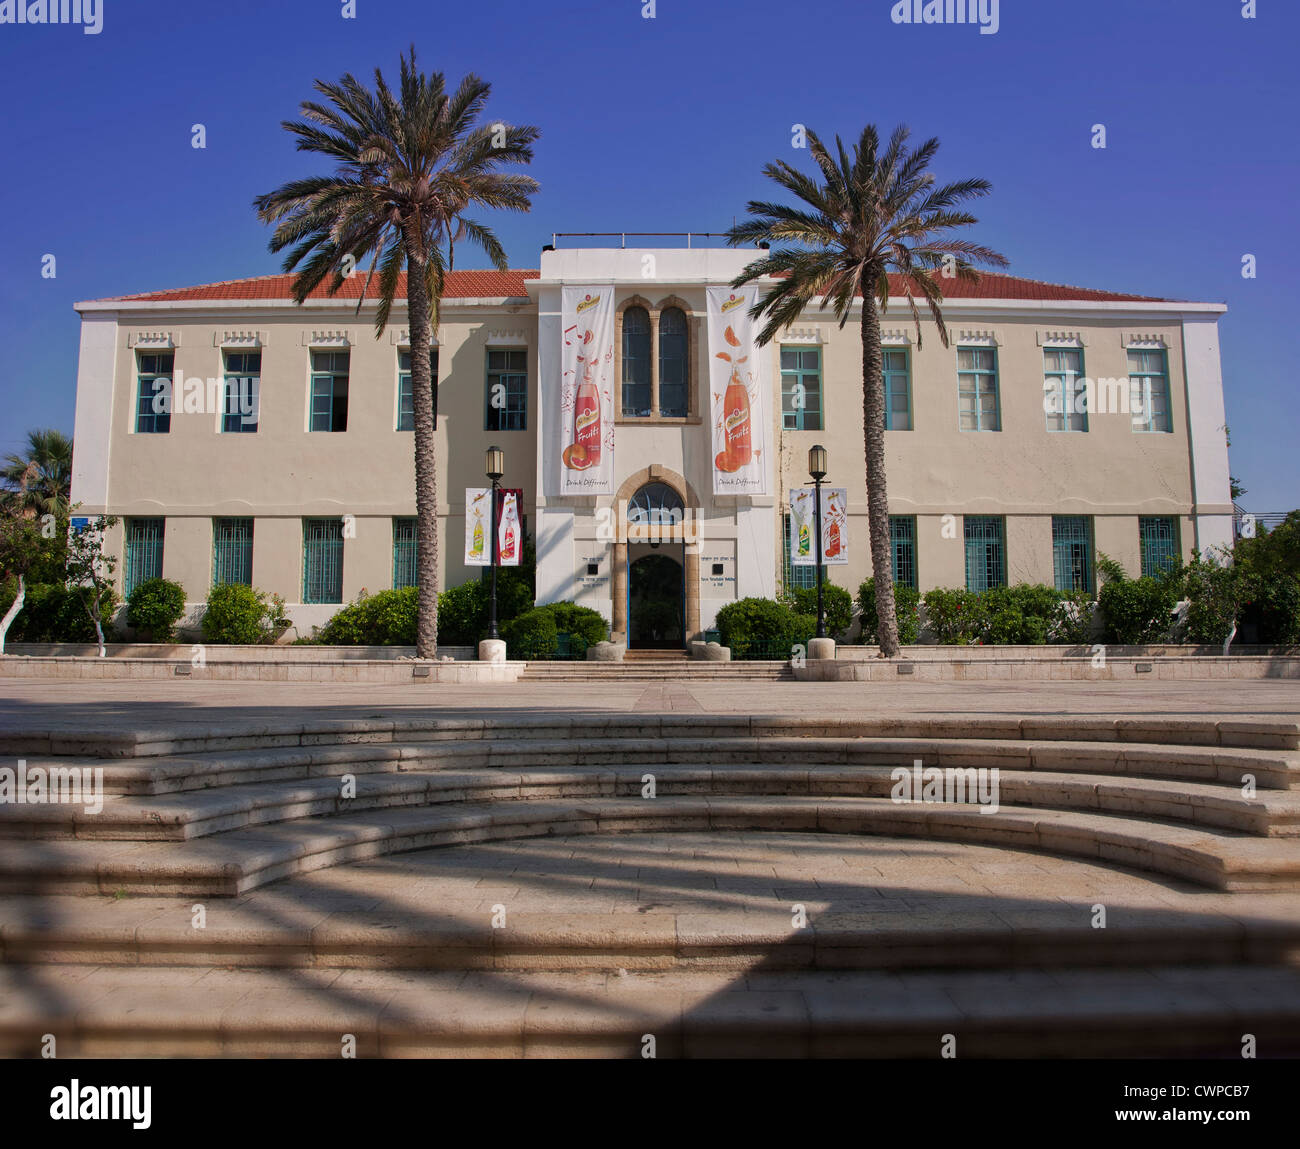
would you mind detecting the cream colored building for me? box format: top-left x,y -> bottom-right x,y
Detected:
70,245 -> 1232,646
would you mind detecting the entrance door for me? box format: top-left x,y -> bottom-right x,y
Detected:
628,552 -> 684,649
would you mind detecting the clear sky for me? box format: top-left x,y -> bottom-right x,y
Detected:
0,0 -> 1294,509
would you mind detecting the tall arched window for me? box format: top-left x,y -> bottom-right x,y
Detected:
658,307 -> 688,417
621,306 -> 651,417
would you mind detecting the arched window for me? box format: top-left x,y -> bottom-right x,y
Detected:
627,482 -> 685,528
658,307 -> 688,417
621,306 -> 651,417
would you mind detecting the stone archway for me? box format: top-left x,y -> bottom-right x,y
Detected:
610,465 -> 701,645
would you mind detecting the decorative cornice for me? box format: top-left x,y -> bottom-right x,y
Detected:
1036,330 -> 1086,347
1121,332 -> 1168,348
782,327 -> 823,345
127,331 -> 176,349
389,328 -> 440,347
303,330 -> 351,347
880,328 -> 912,345
215,330 -> 263,348
484,329 -> 527,346
957,329 -> 999,345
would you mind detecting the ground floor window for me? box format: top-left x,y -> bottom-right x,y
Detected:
964,515 -> 1006,592
212,518 -> 253,587
302,518 -> 343,604
891,515 -> 917,590
1052,515 -> 1093,592
124,518 -> 165,597
1139,516 -> 1180,578
392,518 -> 417,589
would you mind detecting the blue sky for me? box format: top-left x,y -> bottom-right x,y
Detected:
0,0 -> 1295,509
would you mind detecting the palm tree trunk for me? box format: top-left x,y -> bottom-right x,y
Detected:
861,292 -> 900,657
405,241 -> 440,658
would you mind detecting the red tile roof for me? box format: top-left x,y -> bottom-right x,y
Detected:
100,269 -> 540,303
91,269 -> 1169,305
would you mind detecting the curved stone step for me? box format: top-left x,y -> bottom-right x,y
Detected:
1,796 -> 1296,896
4,963 -> 1299,1058
15,734 -> 1294,798
2,765 -> 1296,841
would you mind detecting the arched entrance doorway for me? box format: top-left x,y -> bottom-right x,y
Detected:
626,482 -> 686,650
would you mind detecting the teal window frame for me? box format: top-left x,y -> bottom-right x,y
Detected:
302,518 -> 344,604
212,518 -> 253,587
398,348 -> 438,432
958,346 -> 1001,432
1139,516 -> 1180,578
485,348 -> 527,431
135,352 -> 173,434
781,512 -> 823,591
1052,515 -> 1093,593
883,348 -> 913,431
222,351 -> 260,434
1129,348 -> 1172,433
890,515 -> 918,590
964,516 -> 1006,592
392,518 -> 418,589
124,518 -> 165,596
309,351 -> 349,433
1044,347 -> 1088,433
780,346 -> 822,430
658,306 -> 689,418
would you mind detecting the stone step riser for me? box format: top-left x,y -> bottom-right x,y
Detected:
3,770 -> 1293,841
5,717 -> 1294,760
4,801 -> 1296,896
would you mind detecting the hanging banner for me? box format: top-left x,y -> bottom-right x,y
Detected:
708,285 -> 767,495
465,487 -> 490,566
790,487 -> 848,565
496,489 -> 521,567
560,286 -> 615,495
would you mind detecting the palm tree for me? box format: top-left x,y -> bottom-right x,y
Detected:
727,125 -> 1007,656
1,428 -> 73,518
254,47 -> 539,657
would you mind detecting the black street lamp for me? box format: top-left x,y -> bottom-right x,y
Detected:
808,444 -> 828,640
485,445 -> 505,640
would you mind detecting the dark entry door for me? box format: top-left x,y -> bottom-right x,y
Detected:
628,553 -> 684,649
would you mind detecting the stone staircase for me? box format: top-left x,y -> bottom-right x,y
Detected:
2,714 -> 1299,1056
519,659 -> 794,681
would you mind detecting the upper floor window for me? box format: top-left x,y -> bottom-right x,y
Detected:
1044,347 -> 1087,433
310,351 -> 349,432
398,348 -> 439,432
621,306 -> 652,417
485,348 -> 527,431
780,346 -> 822,430
1129,348 -> 1172,433
958,347 -> 1000,431
658,307 -> 689,418
883,348 -> 912,431
135,352 -> 173,434
222,351 -> 260,434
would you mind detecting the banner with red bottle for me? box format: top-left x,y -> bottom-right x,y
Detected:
496,489 -> 521,567
707,285 -> 767,495
464,487 -> 523,566
789,487 -> 848,565
559,285 -> 615,495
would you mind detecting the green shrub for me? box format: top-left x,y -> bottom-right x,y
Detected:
543,601 -> 609,646
202,583 -> 286,645
858,578 -> 921,645
126,577 -> 187,642
317,588 -> 418,645
501,605 -> 558,658
715,597 -> 813,658
1179,552 -> 1242,645
784,584 -> 854,638
921,587 -> 975,645
1,581 -> 119,644
436,580 -> 488,645
1241,574 -> 1300,645
1097,576 -> 1178,644
922,584 -> 1091,645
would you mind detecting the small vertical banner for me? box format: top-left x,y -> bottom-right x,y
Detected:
708,285 -> 767,495
560,286 -> 615,494
790,487 -> 847,565
465,488 -> 490,566
497,490 -> 521,567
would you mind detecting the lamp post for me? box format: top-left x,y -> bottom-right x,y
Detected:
485,445 -> 504,640
808,444 -> 828,639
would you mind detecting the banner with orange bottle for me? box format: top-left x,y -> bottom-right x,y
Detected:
789,487 -> 848,565
707,285 -> 767,495
559,286 -> 615,495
